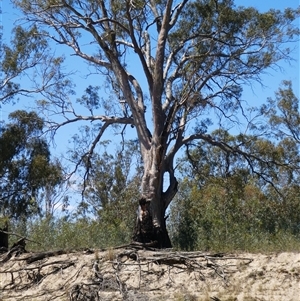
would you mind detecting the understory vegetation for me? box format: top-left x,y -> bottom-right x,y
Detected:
3,120 -> 300,253
7,175 -> 300,253
169,180 -> 300,252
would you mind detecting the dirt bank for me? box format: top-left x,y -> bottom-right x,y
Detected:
0,248 -> 299,300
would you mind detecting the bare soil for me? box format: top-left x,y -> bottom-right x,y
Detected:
0,247 -> 299,300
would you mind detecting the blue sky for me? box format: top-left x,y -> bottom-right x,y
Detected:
1,0 -> 299,213
234,0 -> 299,96
1,0 -> 299,158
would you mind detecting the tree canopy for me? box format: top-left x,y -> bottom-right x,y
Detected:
4,0 -> 300,247
0,110 -> 64,218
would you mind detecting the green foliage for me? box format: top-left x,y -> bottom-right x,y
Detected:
14,139 -> 142,251
14,196 -> 137,251
6,0 -> 300,251
265,81 -> 300,141
172,96 -> 300,252
76,85 -> 101,114
0,110 -> 63,218
74,139 -> 142,217
169,177 -> 300,252
1,25 -> 50,103
2,25 -> 47,74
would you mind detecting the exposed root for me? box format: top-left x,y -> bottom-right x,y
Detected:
0,247 -> 253,301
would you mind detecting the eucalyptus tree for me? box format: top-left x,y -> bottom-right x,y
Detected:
11,0 -> 299,247
172,126 -> 300,250
78,143 -> 142,244
80,140 -> 142,216
178,125 -> 300,192
0,110 -> 63,219
266,81 -> 300,144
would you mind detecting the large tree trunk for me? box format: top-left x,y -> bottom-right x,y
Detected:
133,194 -> 172,249
133,145 -> 175,249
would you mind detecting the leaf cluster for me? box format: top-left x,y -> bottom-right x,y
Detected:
0,111 -> 63,218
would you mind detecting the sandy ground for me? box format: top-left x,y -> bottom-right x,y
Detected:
0,248 -> 299,301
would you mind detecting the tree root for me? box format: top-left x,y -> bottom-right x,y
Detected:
0,247 -> 253,300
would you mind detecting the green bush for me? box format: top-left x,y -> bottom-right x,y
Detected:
8,196 -> 137,252
169,178 -> 300,252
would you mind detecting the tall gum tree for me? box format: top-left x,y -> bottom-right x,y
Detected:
11,0 -> 299,247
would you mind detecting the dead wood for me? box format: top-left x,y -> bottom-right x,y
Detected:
0,248 -> 255,301
22,250 -> 71,264
0,238 -> 27,265
10,237 -> 26,250
110,241 -> 160,251
1,257 -> 77,292
112,247 -> 253,286
69,283 -> 101,301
